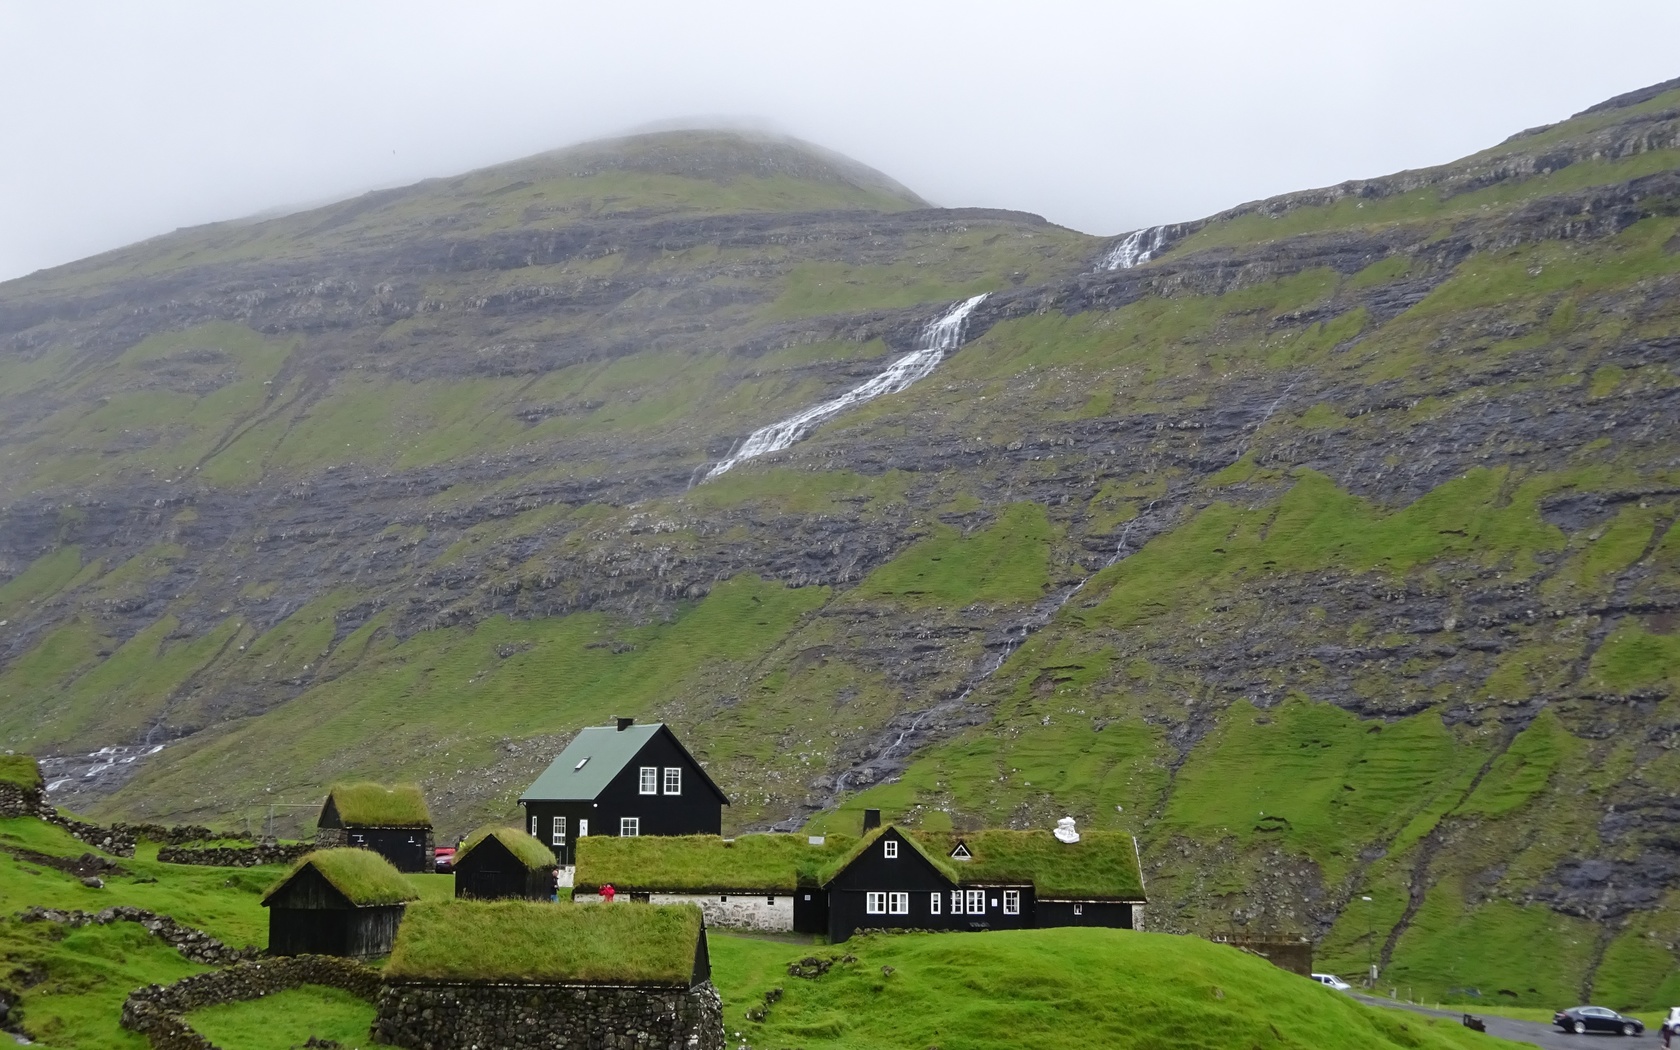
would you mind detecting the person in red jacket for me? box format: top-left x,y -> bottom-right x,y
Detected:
601,883 -> 616,903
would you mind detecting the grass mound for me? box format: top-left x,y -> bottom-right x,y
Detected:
458,825 -> 556,870
323,782 -> 430,827
0,754 -> 42,791
387,899 -> 701,984
265,848 -> 418,907
709,928 -> 1511,1050
576,833 -> 854,893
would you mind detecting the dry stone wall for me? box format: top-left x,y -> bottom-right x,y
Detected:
373,980 -> 724,1050
650,892 -> 793,933
18,906 -> 258,966
121,955 -> 378,1050
157,841 -> 311,867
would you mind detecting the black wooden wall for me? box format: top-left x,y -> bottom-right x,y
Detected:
454,837 -> 553,900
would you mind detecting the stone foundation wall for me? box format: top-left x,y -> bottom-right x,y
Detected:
157,842 -> 312,868
315,827 -> 348,848
651,893 -> 794,933
0,782 -> 42,818
373,980 -> 723,1050
121,955 -> 378,1050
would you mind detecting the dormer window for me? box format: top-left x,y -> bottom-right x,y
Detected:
574,756 -> 590,771
884,839 -> 898,859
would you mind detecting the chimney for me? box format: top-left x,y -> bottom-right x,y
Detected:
862,809 -> 881,833
615,717 -> 634,732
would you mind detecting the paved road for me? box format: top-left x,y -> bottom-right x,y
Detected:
1354,994 -> 1652,1050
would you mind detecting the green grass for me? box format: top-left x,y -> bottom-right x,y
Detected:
914,830 -> 1144,898
325,782 -> 431,828
459,825 -> 556,870
854,502 -> 1055,608
266,849 -> 419,907
187,985 -> 378,1050
387,899 -> 702,984
575,833 -> 855,893
0,753 -> 42,790
706,929 -> 1512,1050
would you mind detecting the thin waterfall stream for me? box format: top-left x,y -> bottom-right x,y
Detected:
703,293 -> 989,480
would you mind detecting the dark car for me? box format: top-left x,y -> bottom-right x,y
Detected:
1553,1006 -> 1644,1036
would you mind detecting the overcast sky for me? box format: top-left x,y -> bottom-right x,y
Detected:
3,1 -> 1678,283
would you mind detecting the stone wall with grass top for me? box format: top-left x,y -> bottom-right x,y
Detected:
121,955 -> 378,1050
373,980 -> 723,1050
157,841 -> 312,868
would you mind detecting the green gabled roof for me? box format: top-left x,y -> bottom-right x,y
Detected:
576,833 -> 856,893
321,782 -> 431,828
819,825 -> 959,886
458,825 -> 557,871
0,754 -> 42,791
518,723 -> 727,804
387,899 -> 702,985
263,848 -> 420,907
920,830 -> 1146,900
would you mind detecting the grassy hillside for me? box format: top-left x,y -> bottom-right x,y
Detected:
3,82 -> 1680,1011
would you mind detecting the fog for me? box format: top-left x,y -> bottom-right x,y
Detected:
3,0 -> 1677,282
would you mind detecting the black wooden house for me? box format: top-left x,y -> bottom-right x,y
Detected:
316,782 -> 434,873
262,848 -> 420,957
519,719 -> 728,866
453,825 -> 557,900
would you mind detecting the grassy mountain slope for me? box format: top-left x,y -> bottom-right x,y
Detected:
4,85 -> 1680,1007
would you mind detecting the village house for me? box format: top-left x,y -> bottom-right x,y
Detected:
573,812 -> 1146,941
316,782 -> 434,873
452,825 -> 557,901
373,898 -> 722,1050
262,848 -> 420,957
518,719 -> 728,868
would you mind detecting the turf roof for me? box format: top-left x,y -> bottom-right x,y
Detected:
263,848 -> 421,907
918,830 -> 1146,899
458,825 -> 557,871
819,826 -> 960,886
0,754 -> 42,791
322,782 -> 431,828
387,899 -> 703,985
575,833 -> 856,893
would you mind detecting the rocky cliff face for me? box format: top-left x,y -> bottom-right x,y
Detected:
4,94 -> 1680,1006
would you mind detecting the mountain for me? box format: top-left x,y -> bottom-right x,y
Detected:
4,85 -> 1680,1007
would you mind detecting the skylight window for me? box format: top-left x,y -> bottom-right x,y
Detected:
574,756 -> 591,771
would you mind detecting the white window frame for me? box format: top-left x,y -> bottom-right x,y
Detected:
620,817 -> 639,837
551,816 -> 566,845
930,892 -> 942,915
888,892 -> 909,915
639,766 -> 658,795
578,818 -> 588,837
966,890 -> 986,914
883,839 -> 898,859
866,891 -> 887,915
530,815 -> 538,836
951,890 -> 963,914
1003,890 -> 1020,915
664,767 -> 681,795
1073,902 -> 1083,916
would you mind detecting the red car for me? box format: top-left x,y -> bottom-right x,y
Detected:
434,847 -> 456,873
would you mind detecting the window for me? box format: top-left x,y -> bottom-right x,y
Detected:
767,896 -> 776,905
930,893 -> 942,915
866,892 -> 887,914
888,892 -> 909,915
551,816 -> 566,845
578,819 -> 588,837
966,890 -> 986,914
620,817 -> 640,836
883,840 -> 899,859
1003,890 -> 1020,915
530,815 -> 538,836
574,756 -> 590,771
639,766 -> 658,794
1073,903 -> 1083,916
951,890 -> 963,914
664,767 -> 681,795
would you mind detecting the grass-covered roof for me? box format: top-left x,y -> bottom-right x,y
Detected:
387,899 -> 703,985
918,830 -> 1145,899
323,782 -> 431,828
820,826 -> 960,886
576,833 -> 855,893
458,825 -> 557,871
263,848 -> 421,907
0,754 -> 42,791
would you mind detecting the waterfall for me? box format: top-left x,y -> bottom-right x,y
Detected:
703,293 -> 989,480
1100,225 -> 1167,271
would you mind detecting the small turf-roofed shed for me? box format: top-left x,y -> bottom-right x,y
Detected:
317,782 -> 434,872
375,899 -> 722,1050
454,825 -> 556,900
263,848 -> 420,957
